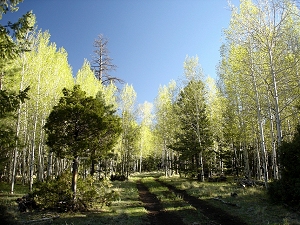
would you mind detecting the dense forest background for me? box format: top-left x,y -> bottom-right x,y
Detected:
1,0 -> 300,205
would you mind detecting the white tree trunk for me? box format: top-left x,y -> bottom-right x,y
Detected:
11,52 -> 27,194
29,139 -> 35,192
251,69 -> 268,187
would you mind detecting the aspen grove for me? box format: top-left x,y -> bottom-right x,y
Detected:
2,0 -> 300,208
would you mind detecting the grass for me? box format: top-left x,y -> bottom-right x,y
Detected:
0,179 -> 148,225
49,179 -> 149,225
0,182 -> 31,224
1,173 -> 300,225
160,175 -> 300,225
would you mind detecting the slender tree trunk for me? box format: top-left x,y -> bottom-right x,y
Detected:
164,140 -> 168,177
104,158 -> 108,179
47,151 -> 53,180
251,71 -> 268,187
11,52 -> 27,194
37,119 -> 45,182
268,48 -> 282,146
198,151 -> 204,182
10,148 -> 18,194
256,138 -> 262,180
268,97 -> 278,180
139,145 -> 142,173
90,158 -> 96,176
29,139 -> 35,192
109,159 -> 114,177
243,146 -> 250,178
267,47 -> 282,180
0,71 -> 3,90
21,147 -> 27,185
72,156 -> 79,200
234,145 -> 239,177
55,157 -> 59,177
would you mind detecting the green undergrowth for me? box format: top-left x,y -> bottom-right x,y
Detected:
2,173 -> 300,225
46,178 -> 148,225
0,179 -> 148,225
159,175 -> 300,225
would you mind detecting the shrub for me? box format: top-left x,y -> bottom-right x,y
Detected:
268,125 -> 300,206
110,174 -> 126,181
32,172 -> 119,211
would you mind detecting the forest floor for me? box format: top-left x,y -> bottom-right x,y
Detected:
1,172 -> 300,225
136,178 -> 247,225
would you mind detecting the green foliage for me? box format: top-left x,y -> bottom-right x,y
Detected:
32,172 -> 119,211
268,125 -> 300,205
45,85 -> 120,159
0,0 -> 34,176
141,155 -> 160,172
45,85 -> 121,199
170,79 -> 212,173
0,87 -> 29,169
0,0 -> 23,17
0,6 -> 35,61
0,87 -> 29,118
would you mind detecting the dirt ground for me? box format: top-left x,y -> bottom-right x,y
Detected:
136,179 -> 248,225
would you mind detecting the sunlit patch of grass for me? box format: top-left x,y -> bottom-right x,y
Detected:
141,177 -> 169,195
180,181 -> 191,190
165,204 -> 194,212
191,181 -> 200,188
130,171 -> 164,179
149,186 -> 168,194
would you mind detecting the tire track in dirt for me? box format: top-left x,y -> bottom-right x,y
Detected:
136,180 -> 184,225
156,179 -> 248,225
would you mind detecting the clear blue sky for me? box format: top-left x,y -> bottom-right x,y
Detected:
4,0 -> 239,105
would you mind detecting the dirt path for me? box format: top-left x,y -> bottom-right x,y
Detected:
137,178 -> 248,225
136,180 -> 184,225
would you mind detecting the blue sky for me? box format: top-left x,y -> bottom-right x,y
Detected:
4,0 -> 239,105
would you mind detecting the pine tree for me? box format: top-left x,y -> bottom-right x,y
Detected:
45,85 -> 121,200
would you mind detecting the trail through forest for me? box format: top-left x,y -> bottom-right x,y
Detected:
136,180 -> 184,225
136,179 -> 248,225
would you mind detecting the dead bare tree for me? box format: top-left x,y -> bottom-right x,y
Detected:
91,34 -> 123,85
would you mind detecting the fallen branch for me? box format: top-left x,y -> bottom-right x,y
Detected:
212,197 -> 239,207
23,215 -> 60,224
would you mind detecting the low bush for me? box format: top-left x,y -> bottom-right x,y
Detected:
32,172 -> 119,212
268,178 -> 300,206
110,174 -> 127,181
